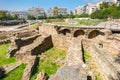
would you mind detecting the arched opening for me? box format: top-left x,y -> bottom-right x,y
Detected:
74,30 -> 85,38
88,30 -> 99,39
59,29 -> 71,36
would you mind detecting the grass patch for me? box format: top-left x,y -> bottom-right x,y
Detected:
96,73 -> 102,80
0,43 -> 16,66
75,19 -> 103,26
30,47 -> 66,80
52,22 -> 68,25
52,19 -> 105,26
84,51 -> 91,61
28,22 -> 39,29
0,64 -> 26,80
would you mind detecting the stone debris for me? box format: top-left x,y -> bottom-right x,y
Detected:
36,72 -> 49,80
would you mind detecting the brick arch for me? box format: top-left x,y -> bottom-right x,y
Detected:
59,29 -> 71,36
88,30 -> 100,39
73,30 -> 85,38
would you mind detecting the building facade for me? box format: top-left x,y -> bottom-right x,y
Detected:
8,11 -> 28,19
75,3 -> 99,15
109,0 -> 120,5
27,7 -> 45,17
47,7 -> 68,17
85,3 -> 99,14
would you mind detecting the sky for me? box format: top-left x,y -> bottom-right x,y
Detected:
0,0 -> 101,11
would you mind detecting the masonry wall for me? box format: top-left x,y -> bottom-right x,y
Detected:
39,23 -> 72,49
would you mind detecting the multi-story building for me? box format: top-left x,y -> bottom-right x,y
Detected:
85,3 -> 99,14
47,8 -> 54,17
27,7 -> 45,17
58,8 -> 68,15
75,3 -> 99,15
109,0 -> 120,5
8,11 -> 28,19
47,7 -> 68,17
75,6 -> 81,14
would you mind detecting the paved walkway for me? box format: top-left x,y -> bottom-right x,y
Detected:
0,24 -> 29,31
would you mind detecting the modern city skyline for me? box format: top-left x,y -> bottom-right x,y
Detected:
0,0 -> 101,11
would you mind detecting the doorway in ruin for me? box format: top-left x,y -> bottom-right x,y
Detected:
73,30 -> 85,39
88,30 -> 99,39
59,29 -> 71,36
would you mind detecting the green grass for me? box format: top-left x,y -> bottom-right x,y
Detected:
30,47 -> 66,80
28,22 -> 39,29
0,43 -> 16,66
52,22 -> 68,25
0,64 -> 26,80
75,19 -> 104,26
52,19 -> 105,26
96,73 -> 102,80
84,51 -> 91,61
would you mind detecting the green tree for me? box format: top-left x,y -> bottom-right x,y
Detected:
91,5 -> 120,19
75,14 -> 81,18
80,13 -> 89,17
0,11 -> 6,20
57,14 -> 64,19
100,2 -> 110,9
27,15 -> 36,20
38,16 -> 46,19
5,14 -> 14,20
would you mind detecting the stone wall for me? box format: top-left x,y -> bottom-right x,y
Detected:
7,35 -> 39,57
39,23 -> 72,49
90,42 -> 120,80
22,56 -> 38,80
15,29 -> 38,38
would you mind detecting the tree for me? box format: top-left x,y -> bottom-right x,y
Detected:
0,11 -> 6,20
57,14 -> 64,19
38,16 -> 46,19
75,14 -> 81,18
27,15 -> 36,20
91,5 -> 120,19
80,13 -> 89,18
5,14 -> 14,20
100,2 -> 110,9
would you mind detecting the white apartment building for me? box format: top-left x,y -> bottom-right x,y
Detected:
28,7 -> 45,17
85,3 -> 99,14
75,6 -> 82,14
75,3 -> 99,15
109,0 -> 120,5
47,7 -> 68,17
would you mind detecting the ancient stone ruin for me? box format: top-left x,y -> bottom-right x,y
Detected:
0,22 -> 120,80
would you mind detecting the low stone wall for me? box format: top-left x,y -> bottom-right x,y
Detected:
31,35 -> 53,55
87,40 -> 120,80
0,31 -> 9,41
7,35 -> 39,57
22,56 -> 38,80
49,38 -> 87,80
52,35 -> 71,49
39,23 -> 58,35
39,24 -> 72,49
82,39 -> 92,52
3,63 -> 21,74
15,29 -> 38,38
